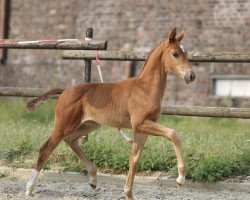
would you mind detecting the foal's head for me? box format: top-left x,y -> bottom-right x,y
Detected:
162,27 -> 196,84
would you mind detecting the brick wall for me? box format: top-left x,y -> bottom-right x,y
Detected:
0,0 -> 249,106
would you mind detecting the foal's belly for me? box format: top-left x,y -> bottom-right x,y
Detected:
83,107 -> 132,129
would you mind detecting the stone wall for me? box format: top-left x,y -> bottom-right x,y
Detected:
0,0 -> 249,106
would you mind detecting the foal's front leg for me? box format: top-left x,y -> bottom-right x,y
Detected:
138,119 -> 186,186
124,133 -> 148,200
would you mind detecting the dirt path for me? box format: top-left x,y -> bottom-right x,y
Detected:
0,167 -> 249,200
0,177 -> 249,200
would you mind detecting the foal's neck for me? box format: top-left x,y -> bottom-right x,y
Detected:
139,41 -> 167,99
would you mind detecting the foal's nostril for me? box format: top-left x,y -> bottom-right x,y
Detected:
184,71 -> 196,84
190,72 -> 196,82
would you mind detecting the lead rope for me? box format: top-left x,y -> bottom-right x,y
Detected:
96,50 -> 133,144
95,50 -> 104,82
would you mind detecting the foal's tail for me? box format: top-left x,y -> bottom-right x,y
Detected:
27,88 -> 65,112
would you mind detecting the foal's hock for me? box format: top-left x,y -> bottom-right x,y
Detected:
26,27 -> 196,200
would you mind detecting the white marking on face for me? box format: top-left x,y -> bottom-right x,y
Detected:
180,44 -> 186,53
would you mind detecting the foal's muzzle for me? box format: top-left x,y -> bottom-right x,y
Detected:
184,71 -> 196,84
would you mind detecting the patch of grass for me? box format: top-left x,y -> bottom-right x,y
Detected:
0,99 -> 249,182
0,171 -> 8,179
0,98 -> 54,150
0,98 -> 55,123
1,138 -> 34,162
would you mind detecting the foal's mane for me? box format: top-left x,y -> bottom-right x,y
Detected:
139,38 -> 167,76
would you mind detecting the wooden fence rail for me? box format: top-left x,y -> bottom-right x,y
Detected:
62,50 -> 250,63
1,87 -> 250,118
161,105 -> 250,118
0,87 -> 52,97
0,40 -> 108,50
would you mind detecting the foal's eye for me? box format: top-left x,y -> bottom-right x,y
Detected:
172,52 -> 179,58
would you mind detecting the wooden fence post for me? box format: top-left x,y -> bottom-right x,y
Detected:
84,28 -> 93,83
0,0 -> 10,64
82,28 -> 93,143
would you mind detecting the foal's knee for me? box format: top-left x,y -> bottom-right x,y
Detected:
131,157 -> 140,169
168,130 -> 181,144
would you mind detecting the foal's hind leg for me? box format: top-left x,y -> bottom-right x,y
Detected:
64,121 -> 101,189
26,131 -> 63,196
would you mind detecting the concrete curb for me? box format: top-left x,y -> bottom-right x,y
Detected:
0,166 -> 249,193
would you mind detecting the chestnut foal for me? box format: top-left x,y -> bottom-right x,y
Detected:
25,27 -> 195,200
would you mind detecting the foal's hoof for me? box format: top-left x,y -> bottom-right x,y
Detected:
25,190 -> 32,197
26,182 -> 35,196
176,182 -> 183,188
89,175 -> 97,189
125,196 -> 134,200
176,176 -> 185,187
90,183 -> 97,189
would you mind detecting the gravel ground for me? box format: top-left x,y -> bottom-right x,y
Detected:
0,177 -> 250,200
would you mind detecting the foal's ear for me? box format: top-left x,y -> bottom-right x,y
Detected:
169,27 -> 177,43
176,30 -> 184,42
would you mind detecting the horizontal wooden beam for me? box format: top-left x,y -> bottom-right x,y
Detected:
0,87 -> 55,97
1,87 -> 250,118
63,50 -> 148,61
0,40 -> 108,50
161,105 -> 250,118
188,52 -> 250,63
62,50 -> 250,63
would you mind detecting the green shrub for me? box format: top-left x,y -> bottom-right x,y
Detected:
190,155 -> 233,182
186,150 -> 250,182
